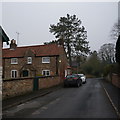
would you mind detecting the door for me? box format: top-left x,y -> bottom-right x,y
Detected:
23,70 -> 29,77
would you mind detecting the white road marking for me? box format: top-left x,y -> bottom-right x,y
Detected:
32,110 -> 41,115
102,83 -> 120,118
41,106 -> 48,110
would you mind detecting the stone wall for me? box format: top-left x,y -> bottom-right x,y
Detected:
112,73 -> 120,88
2,76 -> 61,99
2,77 -> 33,99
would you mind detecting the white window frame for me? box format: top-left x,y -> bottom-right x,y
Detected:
42,57 -> 50,63
11,70 -> 18,78
42,70 -> 50,76
27,57 -> 32,64
11,58 -> 18,64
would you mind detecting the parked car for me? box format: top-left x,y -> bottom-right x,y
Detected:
78,74 -> 86,84
64,74 -> 82,87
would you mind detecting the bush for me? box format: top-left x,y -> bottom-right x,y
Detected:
103,63 -> 119,77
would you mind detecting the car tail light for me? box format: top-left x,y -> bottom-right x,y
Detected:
74,77 -> 78,80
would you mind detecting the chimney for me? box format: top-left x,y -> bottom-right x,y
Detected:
10,39 -> 17,50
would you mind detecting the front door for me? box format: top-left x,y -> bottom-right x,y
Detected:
23,70 -> 29,77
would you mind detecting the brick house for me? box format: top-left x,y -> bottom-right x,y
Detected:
2,40 -> 69,81
0,26 -> 9,81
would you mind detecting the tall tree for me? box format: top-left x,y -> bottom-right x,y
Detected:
98,43 -> 115,64
49,14 -> 90,66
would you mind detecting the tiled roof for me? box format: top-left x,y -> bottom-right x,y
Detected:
3,44 -> 63,58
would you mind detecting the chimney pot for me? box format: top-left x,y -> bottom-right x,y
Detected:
10,39 -> 17,50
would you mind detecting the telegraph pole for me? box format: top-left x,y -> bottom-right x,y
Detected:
16,32 -> 20,46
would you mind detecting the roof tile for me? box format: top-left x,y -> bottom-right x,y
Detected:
3,44 -> 63,58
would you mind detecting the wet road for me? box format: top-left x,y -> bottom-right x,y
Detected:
3,78 -> 118,118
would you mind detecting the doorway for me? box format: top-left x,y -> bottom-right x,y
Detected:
22,70 -> 29,77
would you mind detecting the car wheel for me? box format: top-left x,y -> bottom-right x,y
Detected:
76,82 -> 80,87
64,84 -> 66,87
64,84 -> 68,88
80,80 -> 82,86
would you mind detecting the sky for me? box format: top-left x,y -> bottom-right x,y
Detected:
1,1 -> 118,52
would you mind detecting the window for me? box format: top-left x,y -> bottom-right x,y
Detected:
11,58 -> 18,64
42,70 -> 50,76
11,70 -> 18,78
27,57 -> 32,64
42,57 -> 50,63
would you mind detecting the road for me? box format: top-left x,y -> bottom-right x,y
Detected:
3,78 -> 118,118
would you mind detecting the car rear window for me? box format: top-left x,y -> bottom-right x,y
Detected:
66,75 -> 78,78
79,74 -> 84,77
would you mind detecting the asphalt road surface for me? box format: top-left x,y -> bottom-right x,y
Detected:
3,78 -> 118,118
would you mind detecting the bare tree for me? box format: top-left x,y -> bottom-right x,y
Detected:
98,43 -> 115,64
110,20 -> 120,41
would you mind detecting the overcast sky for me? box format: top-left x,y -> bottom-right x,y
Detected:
2,2 -> 118,51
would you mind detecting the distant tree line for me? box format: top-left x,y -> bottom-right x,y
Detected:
81,43 -> 117,77
80,20 -> 120,77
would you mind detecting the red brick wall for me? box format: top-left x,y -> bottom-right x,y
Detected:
35,57 -> 57,76
3,56 -> 58,79
112,73 -> 120,88
0,39 -> 2,67
3,45 -> 68,81
39,76 -> 60,89
0,39 -> 2,91
58,46 -> 68,82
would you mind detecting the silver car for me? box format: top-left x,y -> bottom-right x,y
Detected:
78,74 -> 86,84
